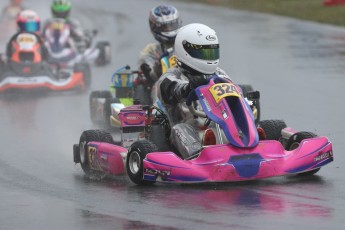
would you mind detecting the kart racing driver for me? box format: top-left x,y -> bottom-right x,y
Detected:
156,23 -> 231,159
43,0 -> 90,48
6,9 -> 49,62
138,5 -> 183,89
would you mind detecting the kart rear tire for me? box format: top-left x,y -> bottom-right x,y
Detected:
104,97 -> 120,127
238,84 -> 261,123
126,140 -> 158,185
285,131 -> 320,176
133,84 -> 152,105
74,63 -> 91,89
257,120 -> 287,140
89,90 -> 112,124
79,130 -> 113,176
95,41 -> 111,66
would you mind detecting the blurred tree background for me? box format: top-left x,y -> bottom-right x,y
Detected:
180,0 -> 345,27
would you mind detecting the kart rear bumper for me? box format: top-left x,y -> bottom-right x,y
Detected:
0,72 -> 84,92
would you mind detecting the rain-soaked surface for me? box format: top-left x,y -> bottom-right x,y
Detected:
0,0 -> 344,229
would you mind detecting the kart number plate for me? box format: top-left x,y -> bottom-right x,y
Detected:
88,146 -> 102,170
50,22 -> 64,30
209,83 -> 240,103
169,55 -> 177,68
17,33 -> 37,50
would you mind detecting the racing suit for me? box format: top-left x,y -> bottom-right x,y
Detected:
138,42 -> 172,85
1,2 -> 24,20
156,66 -> 231,159
0,3 -> 25,41
136,42 -> 172,105
42,17 -> 88,48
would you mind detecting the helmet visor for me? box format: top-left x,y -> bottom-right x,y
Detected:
52,10 -> 70,18
183,41 -> 219,61
19,21 -> 40,32
52,1 -> 71,12
156,19 -> 181,32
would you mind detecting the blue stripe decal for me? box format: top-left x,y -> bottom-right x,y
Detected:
228,154 -> 264,178
146,159 -> 191,169
315,157 -> 333,167
286,157 -> 333,173
165,175 -> 207,182
144,174 -> 207,182
144,174 -> 156,181
296,142 -> 330,160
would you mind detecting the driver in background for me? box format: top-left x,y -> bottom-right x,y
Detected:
138,5 -> 182,89
42,0 -> 89,47
6,9 -> 49,63
1,0 -> 24,20
0,0 -> 25,42
156,23 -> 231,159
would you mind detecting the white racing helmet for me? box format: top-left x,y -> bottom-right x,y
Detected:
175,23 -> 219,75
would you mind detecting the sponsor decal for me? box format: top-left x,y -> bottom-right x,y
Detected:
222,110 -> 228,119
88,146 -> 97,168
88,146 -> 102,170
202,98 -> 211,111
17,33 -> 36,43
17,33 -> 37,50
145,168 -> 170,176
126,115 -> 139,120
122,112 -> 145,126
17,78 -> 38,83
50,21 -> 64,30
314,151 -> 331,162
206,35 -> 216,41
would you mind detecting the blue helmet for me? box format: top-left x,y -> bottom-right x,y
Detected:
16,10 -> 40,33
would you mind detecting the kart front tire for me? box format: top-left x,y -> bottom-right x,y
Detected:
126,140 -> 158,185
79,130 -> 113,176
257,120 -> 287,140
285,131 -> 320,176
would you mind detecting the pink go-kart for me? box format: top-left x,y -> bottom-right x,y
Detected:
73,76 -> 333,185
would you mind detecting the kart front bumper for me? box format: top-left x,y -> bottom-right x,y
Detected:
143,138 -> 333,183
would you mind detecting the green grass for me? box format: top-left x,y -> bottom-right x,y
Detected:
179,0 -> 345,27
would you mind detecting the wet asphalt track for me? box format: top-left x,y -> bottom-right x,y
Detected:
0,0 -> 344,229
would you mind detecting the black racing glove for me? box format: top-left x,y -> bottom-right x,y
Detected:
140,63 -> 154,83
187,74 -> 209,89
181,83 -> 192,98
152,61 -> 162,80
